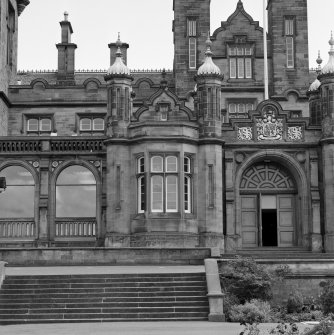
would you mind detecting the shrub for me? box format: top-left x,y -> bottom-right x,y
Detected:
223,292 -> 239,314
287,292 -> 304,313
220,256 -> 273,303
302,317 -> 334,335
269,323 -> 300,335
319,281 -> 334,314
229,299 -> 272,324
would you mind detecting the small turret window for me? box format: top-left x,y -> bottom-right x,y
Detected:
27,117 -> 53,135
284,17 -> 295,68
78,115 -> 105,135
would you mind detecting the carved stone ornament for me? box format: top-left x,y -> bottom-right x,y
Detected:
237,127 -> 252,141
287,126 -> 303,141
256,111 -> 283,141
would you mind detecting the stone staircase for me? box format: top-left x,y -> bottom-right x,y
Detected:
0,272 -> 209,324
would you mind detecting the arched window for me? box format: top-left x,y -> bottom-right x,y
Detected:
0,166 -> 35,218
56,165 -> 96,217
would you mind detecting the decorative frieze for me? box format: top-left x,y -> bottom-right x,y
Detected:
237,127 -> 252,141
256,111 -> 283,141
287,126 -> 303,141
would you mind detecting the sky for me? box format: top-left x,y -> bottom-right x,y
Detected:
17,0 -> 334,71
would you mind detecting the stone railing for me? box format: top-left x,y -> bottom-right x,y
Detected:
0,140 -> 42,152
0,220 -> 36,238
0,138 -> 105,153
55,219 -> 96,237
50,139 -> 104,152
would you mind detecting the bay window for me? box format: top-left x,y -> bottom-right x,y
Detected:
136,154 -> 193,214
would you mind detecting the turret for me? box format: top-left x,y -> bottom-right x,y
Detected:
56,12 -> 77,85
307,51 -> 322,126
318,32 -> 334,138
104,34 -> 133,138
195,34 -> 223,138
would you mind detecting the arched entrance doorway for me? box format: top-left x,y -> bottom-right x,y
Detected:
240,162 -> 297,248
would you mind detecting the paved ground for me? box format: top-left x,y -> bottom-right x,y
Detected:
0,322 -> 311,335
5,265 -> 205,276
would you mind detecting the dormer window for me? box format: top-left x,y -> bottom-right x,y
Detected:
157,103 -> 170,121
228,46 -> 253,79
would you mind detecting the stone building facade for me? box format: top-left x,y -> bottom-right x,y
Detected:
0,0 -> 333,253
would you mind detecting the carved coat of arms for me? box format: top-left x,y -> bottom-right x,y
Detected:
256,111 -> 283,140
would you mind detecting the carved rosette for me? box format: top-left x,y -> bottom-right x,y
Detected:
256,111 -> 283,141
287,126 -> 303,141
237,127 -> 252,141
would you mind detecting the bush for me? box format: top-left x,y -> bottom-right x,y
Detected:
220,256 -> 290,304
229,299 -> 272,324
287,292 -> 304,313
319,281 -> 334,314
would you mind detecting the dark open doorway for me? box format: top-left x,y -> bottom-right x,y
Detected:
262,209 -> 277,247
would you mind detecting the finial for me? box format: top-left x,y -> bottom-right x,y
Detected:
160,68 -> 168,89
116,32 -> 122,47
316,50 -> 322,65
329,31 -> 334,53
237,0 -> 244,9
64,11 -> 69,21
316,50 -> 323,73
115,33 -> 122,57
205,31 -> 213,57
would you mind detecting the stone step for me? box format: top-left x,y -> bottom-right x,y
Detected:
0,311 -> 209,320
0,295 -> 207,304
0,306 -> 209,315
5,273 -> 205,280
0,316 -> 209,325
0,272 -> 209,323
0,300 -> 209,309
2,280 -> 206,289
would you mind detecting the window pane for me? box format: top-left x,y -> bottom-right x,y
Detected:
229,47 -> 236,56
189,37 -> 197,69
237,58 -> 244,78
188,19 -> 196,36
286,37 -> 294,68
238,104 -> 246,114
245,47 -> 252,56
0,166 -> 34,185
246,103 -> 254,111
237,47 -> 244,56
151,175 -> 163,212
166,156 -> 177,172
184,157 -> 191,173
40,118 -> 51,131
0,185 -> 34,218
138,157 -> 145,173
80,118 -> 92,131
93,118 -> 104,131
184,176 -> 191,213
57,166 -> 96,185
229,103 -> 236,114
166,176 -> 178,212
56,185 -> 96,217
230,59 -> 236,78
27,119 -> 38,132
151,156 -> 163,172
245,58 -> 252,78
138,176 -> 145,213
